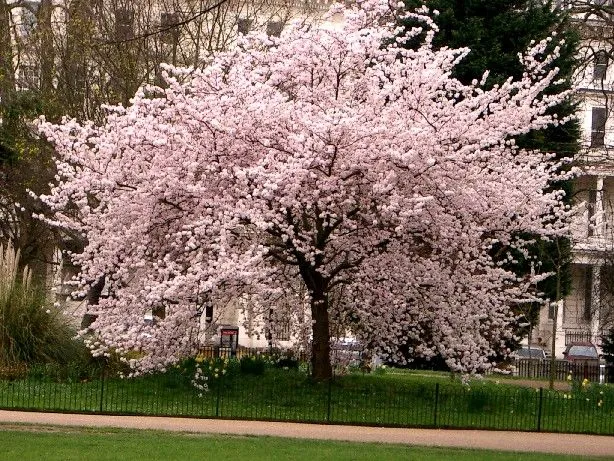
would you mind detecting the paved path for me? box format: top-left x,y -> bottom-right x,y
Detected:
1,410 -> 613,458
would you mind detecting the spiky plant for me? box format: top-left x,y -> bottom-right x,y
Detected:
0,241 -> 86,367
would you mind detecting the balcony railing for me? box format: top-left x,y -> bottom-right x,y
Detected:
565,329 -> 593,345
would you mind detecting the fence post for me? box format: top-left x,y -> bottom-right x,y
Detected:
433,382 -> 439,427
215,376 -> 222,417
99,366 -> 105,413
326,378 -> 332,423
536,387 -> 543,432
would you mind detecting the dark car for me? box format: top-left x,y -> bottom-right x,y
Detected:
563,342 -> 600,363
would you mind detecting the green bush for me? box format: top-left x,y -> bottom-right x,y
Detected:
26,355 -> 105,383
275,356 -> 299,370
0,281 -> 87,366
240,356 -> 266,375
0,241 -> 89,370
0,362 -> 28,380
264,350 -> 300,370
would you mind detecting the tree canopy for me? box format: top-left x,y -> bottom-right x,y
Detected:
401,1 -> 580,352
40,1 -> 574,379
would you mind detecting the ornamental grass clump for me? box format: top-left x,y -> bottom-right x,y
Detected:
0,241 -> 85,369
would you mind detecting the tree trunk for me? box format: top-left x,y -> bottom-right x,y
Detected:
0,0 -> 15,128
310,289 -> 332,381
38,0 -> 55,97
81,276 -> 105,329
0,1 -> 13,95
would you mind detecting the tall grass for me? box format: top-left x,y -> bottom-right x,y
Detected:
0,241 -> 86,368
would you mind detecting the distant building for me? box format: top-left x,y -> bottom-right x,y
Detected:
535,1 -> 614,357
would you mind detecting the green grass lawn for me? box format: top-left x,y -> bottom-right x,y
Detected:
1,367 -> 613,435
0,425 -> 607,461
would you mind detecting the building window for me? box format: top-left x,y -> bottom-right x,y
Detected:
594,51 -> 608,81
267,320 -> 291,341
277,319 -> 291,341
237,18 -> 252,35
548,301 -> 556,320
584,266 -> 593,321
152,305 -> 166,320
81,313 -> 98,329
115,7 -> 134,41
205,303 -> 213,323
591,106 -> 607,147
160,12 -> 180,45
266,21 -> 283,37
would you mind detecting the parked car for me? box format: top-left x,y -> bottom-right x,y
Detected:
510,345 -> 547,360
563,342 -> 600,363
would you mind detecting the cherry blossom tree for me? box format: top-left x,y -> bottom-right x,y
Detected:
39,1 -> 574,380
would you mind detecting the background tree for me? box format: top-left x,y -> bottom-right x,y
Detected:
601,328 -> 614,366
39,2 -> 573,379
0,0 -> 58,283
0,0 -> 305,284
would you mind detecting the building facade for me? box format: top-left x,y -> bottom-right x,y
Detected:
534,1 -> 614,357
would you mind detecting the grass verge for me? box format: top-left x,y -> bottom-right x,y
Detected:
0,424 -> 608,461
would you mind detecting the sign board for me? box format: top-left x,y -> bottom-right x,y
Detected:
219,326 -> 239,352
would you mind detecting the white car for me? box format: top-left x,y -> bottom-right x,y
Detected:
510,346 -> 547,360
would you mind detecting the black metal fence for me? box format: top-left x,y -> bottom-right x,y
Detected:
197,346 -> 361,369
198,346 -> 314,361
0,368 -> 613,435
513,359 -> 614,383
564,330 -> 595,346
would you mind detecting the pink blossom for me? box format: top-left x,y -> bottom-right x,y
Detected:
38,0 -> 572,376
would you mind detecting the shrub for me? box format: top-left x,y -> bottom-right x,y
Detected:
373,365 -> 387,376
0,241 -> 88,369
266,350 -> 300,370
0,362 -> 28,380
275,356 -> 299,370
240,355 -> 266,375
185,355 -> 240,392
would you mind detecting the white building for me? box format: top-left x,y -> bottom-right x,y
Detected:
534,2 -> 614,357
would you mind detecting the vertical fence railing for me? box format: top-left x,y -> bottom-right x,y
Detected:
0,370 -> 613,435
433,382 -> 439,427
326,378 -> 332,422
536,387 -> 543,432
215,376 -> 221,417
99,368 -> 105,413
